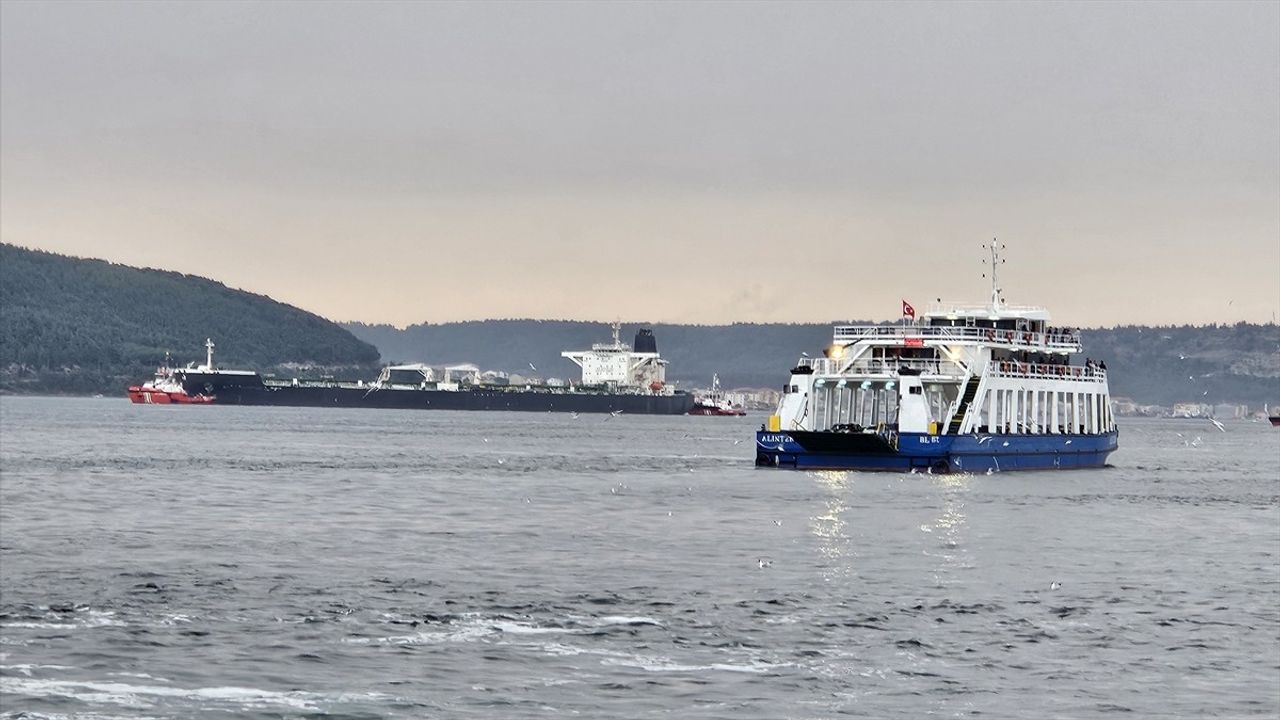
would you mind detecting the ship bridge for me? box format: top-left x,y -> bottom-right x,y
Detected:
561,323 -> 669,391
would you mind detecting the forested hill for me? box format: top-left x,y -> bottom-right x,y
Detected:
344,320 -> 1280,408
0,244 -> 380,394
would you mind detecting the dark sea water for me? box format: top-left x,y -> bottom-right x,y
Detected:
1,397 -> 1277,719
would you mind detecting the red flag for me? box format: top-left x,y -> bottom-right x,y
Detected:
902,300 -> 915,319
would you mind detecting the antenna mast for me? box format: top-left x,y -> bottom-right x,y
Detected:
988,238 -> 1006,310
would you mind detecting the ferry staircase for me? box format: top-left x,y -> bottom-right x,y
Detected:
947,376 -> 981,435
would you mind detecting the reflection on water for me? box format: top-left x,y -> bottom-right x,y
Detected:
925,473 -> 972,587
809,471 -> 853,580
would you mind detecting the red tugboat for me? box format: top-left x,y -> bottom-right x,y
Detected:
689,374 -> 747,416
127,346 -> 214,405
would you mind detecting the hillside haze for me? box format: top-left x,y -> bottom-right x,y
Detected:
1,244 -> 379,394
2,242 -> 1274,408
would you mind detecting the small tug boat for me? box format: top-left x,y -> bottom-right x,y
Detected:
756,241 -> 1118,473
689,374 -> 747,416
126,350 -> 215,405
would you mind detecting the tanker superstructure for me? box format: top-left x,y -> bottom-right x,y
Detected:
130,326 -> 694,414
755,241 -> 1119,472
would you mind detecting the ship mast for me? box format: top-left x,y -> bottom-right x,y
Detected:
987,238 -> 1006,311
205,338 -> 215,370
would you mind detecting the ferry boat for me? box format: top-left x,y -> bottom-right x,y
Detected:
755,242 -> 1118,473
127,327 -> 695,415
689,374 -> 747,416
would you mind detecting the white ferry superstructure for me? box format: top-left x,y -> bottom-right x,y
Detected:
755,242 -> 1119,473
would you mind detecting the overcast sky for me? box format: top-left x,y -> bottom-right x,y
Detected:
2,0 -> 1277,327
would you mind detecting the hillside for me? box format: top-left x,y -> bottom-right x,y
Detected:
344,320 -> 1280,408
0,244 -> 380,394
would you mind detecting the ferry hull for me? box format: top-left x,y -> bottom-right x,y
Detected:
755,430 -> 1119,473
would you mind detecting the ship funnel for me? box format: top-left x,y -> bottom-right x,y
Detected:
634,328 -> 658,354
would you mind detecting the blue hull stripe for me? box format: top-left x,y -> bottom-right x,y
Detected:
756,430 -> 1119,473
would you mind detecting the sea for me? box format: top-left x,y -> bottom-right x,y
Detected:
0,397 -> 1277,719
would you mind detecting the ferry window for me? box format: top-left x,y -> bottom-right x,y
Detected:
909,386 -> 923,395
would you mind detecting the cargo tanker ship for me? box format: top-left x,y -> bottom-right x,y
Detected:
129,325 -> 695,414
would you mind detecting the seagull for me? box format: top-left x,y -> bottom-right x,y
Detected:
733,439 -> 742,445
985,468 -> 994,475
1065,440 -> 1073,445
497,458 -> 505,465
570,411 -> 580,419
483,437 -> 489,443
1179,354 -> 1187,360
610,409 -> 623,417
757,558 -> 772,569
528,362 -> 537,372
772,519 -> 782,526
801,352 -> 809,358
1209,418 -> 1226,433
1050,581 -> 1061,590
978,436 -> 993,445
1002,441 -> 1010,447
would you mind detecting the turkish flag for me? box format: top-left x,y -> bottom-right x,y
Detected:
902,300 -> 915,319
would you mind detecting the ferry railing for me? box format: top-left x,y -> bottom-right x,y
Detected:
989,361 -> 1106,383
798,357 -> 953,377
831,324 -> 1081,351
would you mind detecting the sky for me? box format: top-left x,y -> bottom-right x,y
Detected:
2,0 -> 1277,328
